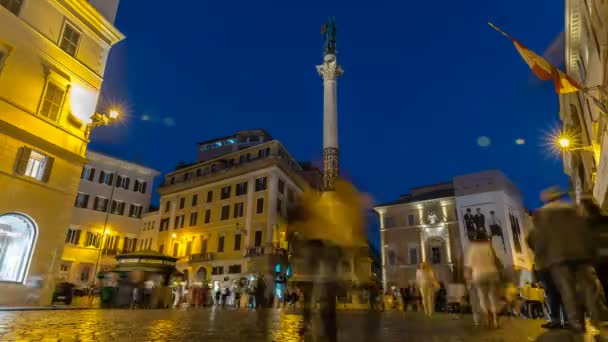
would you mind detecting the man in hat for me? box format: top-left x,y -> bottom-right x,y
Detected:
531,186 -> 596,333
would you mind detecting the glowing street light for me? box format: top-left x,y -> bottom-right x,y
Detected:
85,108 -> 121,137
558,137 -> 571,149
172,233 -> 177,239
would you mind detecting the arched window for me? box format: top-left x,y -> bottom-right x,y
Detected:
0,213 -> 38,283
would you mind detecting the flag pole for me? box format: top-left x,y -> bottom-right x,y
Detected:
488,22 -> 512,40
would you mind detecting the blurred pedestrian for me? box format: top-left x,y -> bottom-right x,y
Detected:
465,230 -> 501,328
531,186 -> 596,333
416,261 -> 439,318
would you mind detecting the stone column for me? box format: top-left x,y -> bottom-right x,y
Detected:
376,209 -> 388,290
317,54 -> 343,191
419,229 -> 426,262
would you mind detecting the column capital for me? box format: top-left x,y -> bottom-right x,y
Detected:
316,55 -> 343,81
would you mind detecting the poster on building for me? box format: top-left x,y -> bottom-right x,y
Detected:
507,206 -> 523,254
460,203 -> 508,262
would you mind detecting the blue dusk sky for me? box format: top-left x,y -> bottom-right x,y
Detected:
90,0 -> 568,246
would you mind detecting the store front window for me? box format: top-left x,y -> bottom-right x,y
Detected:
0,213 -> 38,283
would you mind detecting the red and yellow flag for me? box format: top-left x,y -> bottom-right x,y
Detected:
489,22 -> 580,94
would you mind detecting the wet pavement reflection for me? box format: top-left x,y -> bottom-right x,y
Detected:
0,308 -> 602,341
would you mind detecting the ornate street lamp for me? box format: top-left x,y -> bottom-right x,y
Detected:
85,109 -> 121,137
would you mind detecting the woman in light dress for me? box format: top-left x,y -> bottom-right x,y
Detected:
416,261 -> 439,317
465,230 -> 501,328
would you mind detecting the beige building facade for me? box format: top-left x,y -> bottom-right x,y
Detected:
559,0 -> 608,206
0,0 -> 123,305
59,151 -> 158,288
374,170 -> 533,291
156,130 -> 309,296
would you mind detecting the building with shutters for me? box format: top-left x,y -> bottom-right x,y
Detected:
156,129 -> 311,299
0,1 -> 124,305
558,0 -> 608,206
58,151 -> 159,288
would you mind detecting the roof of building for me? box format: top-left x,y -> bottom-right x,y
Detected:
86,150 -> 160,176
197,129 -> 273,146
374,188 -> 455,208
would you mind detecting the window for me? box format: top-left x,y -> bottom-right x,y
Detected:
129,204 -> 143,218
221,205 -> 230,221
287,188 -> 295,203
256,198 -> 264,214
179,197 -> 185,209
84,232 -> 100,248
185,241 -> 192,256
123,237 -> 137,253
169,177 -> 175,185
190,212 -> 198,226
254,231 -> 262,247
278,179 -> 285,194
174,215 -> 185,229
164,201 -> 170,213
234,234 -> 241,250
191,194 -> 198,207
39,81 -> 65,121
258,148 -> 270,159
65,228 -> 81,245
60,262 -> 70,273
183,173 -> 190,181
0,0 -> 23,15
160,218 -> 170,232
204,209 -> 211,224
200,238 -> 208,254
110,200 -> 125,215
93,197 -> 109,212
173,243 -> 179,257
228,265 -> 242,274
408,214 -> 415,226
211,266 -> 224,275
206,191 -> 213,203
0,213 -> 38,283
277,199 -> 282,214
409,248 -> 418,265
98,171 -> 113,186
221,186 -> 231,200
236,182 -> 248,196
218,236 -> 225,252
431,246 -> 441,264
81,166 -> 95,181
255,177 -> 267,191
388,251 -> 396,265
15,148 -> 53,182
233,202 -> 244,218
59,23 -> 80,57
115,175 -> 130,190
80,266 -> 91,282
159,244 -> 165,254
134,179 -> 147,193
74,193 -> 89,208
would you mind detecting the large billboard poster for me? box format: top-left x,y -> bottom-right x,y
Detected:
507,206 -> 524,254
460,202 -> 508,263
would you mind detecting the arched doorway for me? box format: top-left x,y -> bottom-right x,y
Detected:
0,213 -> 38,283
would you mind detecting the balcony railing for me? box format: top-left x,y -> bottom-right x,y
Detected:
244,246 -> 265,257
189,252 -> 214,262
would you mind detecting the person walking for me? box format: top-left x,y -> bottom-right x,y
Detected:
526,230 -> 568,329
416,261 -> 439,318
531,186 -> 597,333
465,230 -> 501,328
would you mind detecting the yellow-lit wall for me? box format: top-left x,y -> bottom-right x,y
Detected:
0,1 -> 123,305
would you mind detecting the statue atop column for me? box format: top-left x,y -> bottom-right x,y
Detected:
321,17 -> 337,56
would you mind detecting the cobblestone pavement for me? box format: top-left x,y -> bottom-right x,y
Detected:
0,308 -> 603,341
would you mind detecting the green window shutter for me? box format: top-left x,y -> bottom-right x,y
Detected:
41,156 -> 54,182
15,146 -> 31,175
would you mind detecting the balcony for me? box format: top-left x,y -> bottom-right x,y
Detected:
244,246 -> 265,257
189,252 -> 214,263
